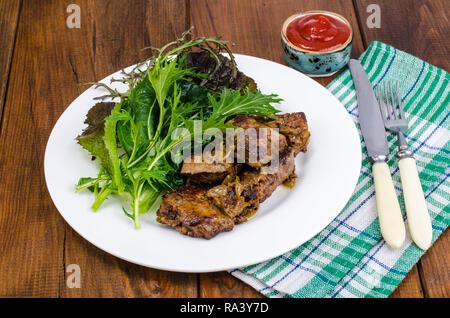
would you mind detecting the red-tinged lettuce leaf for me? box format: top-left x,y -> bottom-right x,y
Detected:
76,102 -> 116,177
185,52 -> 258,93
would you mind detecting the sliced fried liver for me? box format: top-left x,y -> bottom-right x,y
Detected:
157,112 -> 310,239
180,151 -> 242,184
207,149 -> 295,223
227,115 -> 288,168
181,161 -> 237,184
269,112 -> 310,155
157,185 -> 234,239
179,114 -> 288,182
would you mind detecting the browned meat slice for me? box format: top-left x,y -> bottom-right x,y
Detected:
207,149 -> 295,223
181,151 -> 243,184
158,112 -> 310,239
181,161 -> 236,184
205,175 -> 254,220
157,185 -> 234,239
227,115 -> 288,168
268,112 -> 310,155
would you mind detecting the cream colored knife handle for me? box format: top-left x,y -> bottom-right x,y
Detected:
398,157 -> 432,250
372,162 -> 406,249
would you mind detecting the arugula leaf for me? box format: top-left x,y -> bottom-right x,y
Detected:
115,110 -> 135,157
203,88 -> 281,130
148,57 -> 190,111
127,76 -> 156,122
178,80 -> 209,106
76,167 -> 109,193
91,182 -> 114,211
117,78 -> 155,158
142,155 -> 184,190
76,34 -> 284,229
76,177 -> 97,192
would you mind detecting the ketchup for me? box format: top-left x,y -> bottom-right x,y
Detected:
286,13 -> 351,52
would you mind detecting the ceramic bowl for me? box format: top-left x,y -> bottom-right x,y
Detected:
281,11 -> 353,77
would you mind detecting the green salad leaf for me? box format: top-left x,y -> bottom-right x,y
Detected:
77,102 -> 116,176
103,101 -> 124,194
76,31 -> 283,228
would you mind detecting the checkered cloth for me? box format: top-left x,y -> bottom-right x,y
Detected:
231,41 -> 450,298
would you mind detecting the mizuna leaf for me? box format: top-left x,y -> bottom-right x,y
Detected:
103,100 -> 124,194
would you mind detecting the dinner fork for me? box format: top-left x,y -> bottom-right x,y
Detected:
377,82 -> 432,250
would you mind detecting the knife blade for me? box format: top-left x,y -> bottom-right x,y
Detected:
348,59 -> 389,161
349,59 -> 406,249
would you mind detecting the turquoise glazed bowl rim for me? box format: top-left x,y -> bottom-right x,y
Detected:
281,10 -> 353,54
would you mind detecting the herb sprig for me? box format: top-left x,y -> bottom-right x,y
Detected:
76,30 -> 282,228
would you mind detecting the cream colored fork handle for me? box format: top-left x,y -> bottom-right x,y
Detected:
372,162 -> 406,249
398,157 -> 432,250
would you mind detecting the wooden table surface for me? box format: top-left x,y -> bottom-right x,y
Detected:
0,0 -> 448,298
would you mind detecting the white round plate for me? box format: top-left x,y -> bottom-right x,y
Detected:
45,54 -> 361,273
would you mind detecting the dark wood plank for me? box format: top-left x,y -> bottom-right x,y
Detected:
354,0 -> 448,298
0,0 -> 197,297
0,0 -> 21,130
60,0 -> 197,298
390,265 -> 424,298
191,0 -> 365,297
199,272 -> 264,298
354,0 -> 449,71
0,0 -> 68,297
63,229 -> 197,297
1,0 -> 445,298
191,0 -> 364,64
418,230 -> 449,298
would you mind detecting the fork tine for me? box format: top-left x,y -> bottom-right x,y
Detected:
396,82 -> 406,120
384,82 -> 393,120
377,85 -> 388,123
389,81 -> 398,119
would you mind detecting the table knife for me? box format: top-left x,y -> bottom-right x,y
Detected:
349,59 -> 406,249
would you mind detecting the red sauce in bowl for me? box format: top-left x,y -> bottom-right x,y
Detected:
286,13 -> 351,52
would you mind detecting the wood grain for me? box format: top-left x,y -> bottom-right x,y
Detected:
354,0 -> 449,71
199,272 -> 263,298
0,0 -> 447,298
190,0 -> 365,297
0,0 -> 21,129
0,0 -> 69,297
0,0 -> 197,297
418,230 -> 449,297
63,229 -> 197,297
390,265 -> 424,298
61,0 -> 197,298
191,0 -> 365,64
354,0 -> 449,298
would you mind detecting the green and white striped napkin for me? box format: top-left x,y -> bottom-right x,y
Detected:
231,41 -> 450,298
